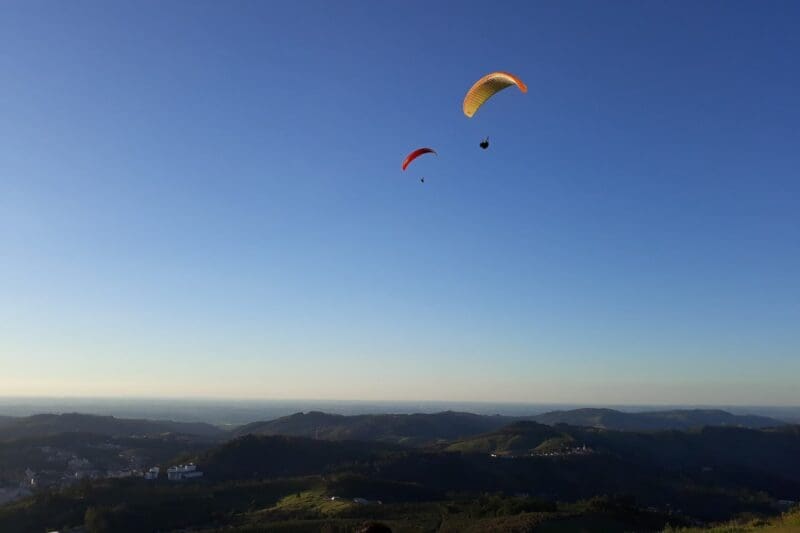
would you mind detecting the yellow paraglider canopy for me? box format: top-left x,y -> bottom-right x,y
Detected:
463,71 -> 527,118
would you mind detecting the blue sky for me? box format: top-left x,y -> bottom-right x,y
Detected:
1,1 -> 798,404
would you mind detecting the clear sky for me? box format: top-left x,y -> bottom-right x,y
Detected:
1,1 -> 798,405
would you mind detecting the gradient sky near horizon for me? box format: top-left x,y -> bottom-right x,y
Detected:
1,1 -> 798,405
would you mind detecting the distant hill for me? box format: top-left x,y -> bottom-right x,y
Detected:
446,421 -> 570,455
199,434 -> 398,480
0,413 -> 224,441
528,408 -> 781,431
234,408 -> 784,445
234,410 -> 509,445
446,421 -> 800,483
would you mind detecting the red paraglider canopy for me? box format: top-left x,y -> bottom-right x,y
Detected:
402,147 -> 437,171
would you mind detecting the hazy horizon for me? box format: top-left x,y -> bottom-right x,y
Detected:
1,396 -> 799,428
2,394 -> 800,408
2,2 -> 798,405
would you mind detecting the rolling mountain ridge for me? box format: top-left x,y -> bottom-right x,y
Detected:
0,413 -> 224,441
234,408 -> 785,444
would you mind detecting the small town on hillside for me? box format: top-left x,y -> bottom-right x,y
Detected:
0,441 -> 203,506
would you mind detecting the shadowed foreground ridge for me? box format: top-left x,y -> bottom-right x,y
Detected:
1,409 -> 797,532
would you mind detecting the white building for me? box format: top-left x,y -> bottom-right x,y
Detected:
144,467 -> 160,480
167,463 -> 203,481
